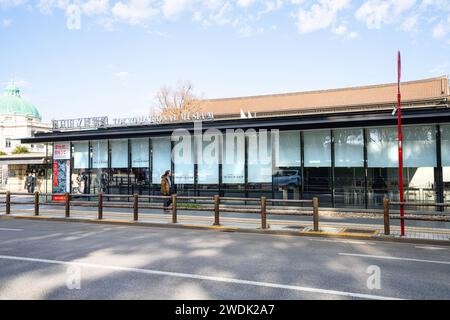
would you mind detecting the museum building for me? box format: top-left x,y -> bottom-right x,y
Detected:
20,76 -> 450,209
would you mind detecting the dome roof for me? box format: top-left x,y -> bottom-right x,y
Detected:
0,83 -> 41,119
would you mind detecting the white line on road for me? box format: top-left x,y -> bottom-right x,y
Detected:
0,254 -> 401,300
339,253 -> 450,265
0,228 -> 23,232
415,246 -> 447,251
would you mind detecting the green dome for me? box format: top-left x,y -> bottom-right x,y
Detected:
0,83 -> 41,119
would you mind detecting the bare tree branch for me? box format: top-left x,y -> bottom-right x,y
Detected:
154,81 -> 203,119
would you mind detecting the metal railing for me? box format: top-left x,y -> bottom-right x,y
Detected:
0,191 -> 320,231
383,199 -> 450,235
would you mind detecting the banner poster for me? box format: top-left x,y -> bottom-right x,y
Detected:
52,142 -> 71,201
53,142 -> 71,160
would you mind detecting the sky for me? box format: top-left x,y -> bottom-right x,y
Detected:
1,0 -> 450,122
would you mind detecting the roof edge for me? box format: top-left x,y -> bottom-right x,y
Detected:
202,76 -> 449,103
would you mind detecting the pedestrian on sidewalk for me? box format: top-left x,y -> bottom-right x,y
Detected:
161,170 -> 173,213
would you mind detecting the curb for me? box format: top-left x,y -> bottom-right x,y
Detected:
2,214 -> 450,246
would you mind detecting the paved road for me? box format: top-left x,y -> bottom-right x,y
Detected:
0,218 -> 449,300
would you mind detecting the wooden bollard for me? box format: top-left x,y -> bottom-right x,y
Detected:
98,192 -> 103,220
213,195 -> 220,226
133,193 -> 139,221
172,194 -> 177,224
383,198 -> 390,235
313,197 -> 319,232
65,192 -> 70,217
34,191 -> 39,216
261,196 -> 267,229
6,191 -> 11,215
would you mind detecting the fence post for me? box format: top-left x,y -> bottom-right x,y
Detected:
34,191 -> 39,216
98,192 -> 103,220
133,193 -> 139,221
6,191 -> 11,215
65,192 -> 70,218
383,198 -> 390,235
261,196 -> 267,229
213,195 -> 220,226
172,194 -> 177,223
313,197 -> 319,232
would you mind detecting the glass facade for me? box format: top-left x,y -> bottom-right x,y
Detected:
54,123 -> 450,209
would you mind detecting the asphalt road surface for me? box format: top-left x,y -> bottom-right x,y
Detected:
0,218 -> 449,300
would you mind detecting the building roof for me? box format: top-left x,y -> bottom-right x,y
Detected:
0,83 -> 41,119
201,76 -> 450,117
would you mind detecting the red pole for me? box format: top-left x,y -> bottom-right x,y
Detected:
397,51 -> 405,237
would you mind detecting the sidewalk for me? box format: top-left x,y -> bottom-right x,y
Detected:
1,205 -> 449,244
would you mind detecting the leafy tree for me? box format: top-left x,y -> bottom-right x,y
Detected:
11,145 -> 29,154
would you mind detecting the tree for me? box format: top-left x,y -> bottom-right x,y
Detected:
11,145 -> 29,154
0,151 -> 6,156
155,81 -> 203,120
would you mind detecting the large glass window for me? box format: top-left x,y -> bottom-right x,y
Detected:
403,126 -> 436,203
303,130 -> 332,206
197,132 -> 220,196
334,128 -> 365,207
110,139 -> 129,195
90,140 -> 108,194
247,130 -> 272,198
173,134 -> 195,188
366,126 -> 436,207
72,141 -> 89,195
366,127 -> 398,207
441,125 -> 450,204
151,137 -> 171,188
273,131 -> 301,200
130,138 -> 150,195
222,130 -> 245,197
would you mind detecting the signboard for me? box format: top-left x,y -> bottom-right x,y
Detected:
52,112 -> 214,131
53,142 -> 71,201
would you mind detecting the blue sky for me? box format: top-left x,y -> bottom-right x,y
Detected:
1,0 -> 450,121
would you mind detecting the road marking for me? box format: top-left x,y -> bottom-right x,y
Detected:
0,228 -> 23,231
339,253 -> 450,265
308,239 -> 376,245
415,246 -> 447,251
0,254 -> 401,300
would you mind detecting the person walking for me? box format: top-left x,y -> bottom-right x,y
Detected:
24,173 -> 32,193
161,170 -> 173,212
30,173 -> 36,193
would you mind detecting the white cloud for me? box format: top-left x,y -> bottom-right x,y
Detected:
82,0 -> 109,16
401,14 -> 418,31
432,22 -> 447,39
37,0 -> 70,14
355,0 -> 416,29
236,0 -> 255,8
162,0 -> 193,18
112,0 -> 158,25
114,71 -> 130,78
2,19 -> 13,27
0,0 -> 28,8
295,0 -> 350,34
